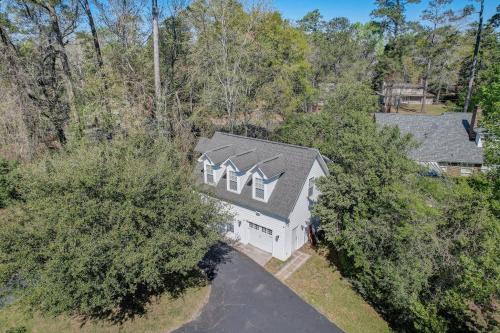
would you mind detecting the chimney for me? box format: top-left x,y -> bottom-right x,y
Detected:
469,105 -> 481,140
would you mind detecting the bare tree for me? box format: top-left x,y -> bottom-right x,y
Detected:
80,0 -> 112,120
46,1 -> 81,134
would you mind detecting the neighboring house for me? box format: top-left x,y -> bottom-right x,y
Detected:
380,82 -> 435,107
193,132 -> 329,261
374,108 -> 485,176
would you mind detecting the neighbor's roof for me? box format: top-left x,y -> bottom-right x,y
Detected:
193,132 -> 329,220
374,112 -> 484,164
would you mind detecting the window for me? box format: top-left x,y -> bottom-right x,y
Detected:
249,222 -> 259,230
255,177 -> 264,199
206,164 -> 214,184
261,227 -> 272,235
228,170 -> 237,191
226,222 -> 234,233
308,177 -> 315,197
249,222 -> 272,235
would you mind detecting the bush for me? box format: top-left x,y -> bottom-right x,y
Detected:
0,135 -> 225,318
0,157 -> 18,208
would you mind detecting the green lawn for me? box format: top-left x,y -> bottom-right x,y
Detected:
285,251 -> 392,333
264,257 -> 289,274
389,103 -> 450,116
0,286 -> 209,333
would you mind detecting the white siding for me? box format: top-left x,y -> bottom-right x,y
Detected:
286,158 -> 326,255
224,203 -> 288,260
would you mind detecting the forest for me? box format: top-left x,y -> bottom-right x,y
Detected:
0,0 -> 499,332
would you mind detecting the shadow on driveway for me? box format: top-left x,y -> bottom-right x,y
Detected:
173,243 -> 343,333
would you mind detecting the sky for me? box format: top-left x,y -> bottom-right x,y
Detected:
272,0 -> 498,24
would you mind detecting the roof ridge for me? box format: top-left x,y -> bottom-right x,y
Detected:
214,132 -> 319,153
206,144 -> 232,153
259,154 -> 283,165
233,148 -> 256,157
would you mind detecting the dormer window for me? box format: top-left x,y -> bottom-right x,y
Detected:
206,164 -> 214,184
228,170 -> 238,191
255,177 -> 265,199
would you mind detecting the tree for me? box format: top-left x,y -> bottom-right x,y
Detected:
276,78 -> 499,332
0,134 -> 225,318
31,0 -> 82,136
152,0 -> 161,116
371,0 -> 421,39
79,0 -> 112,123
462,0 -> 484,113
416,0 -> 466,112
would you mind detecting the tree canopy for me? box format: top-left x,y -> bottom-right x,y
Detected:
0,135 -> 226,318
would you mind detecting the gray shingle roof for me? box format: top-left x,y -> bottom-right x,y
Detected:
374,112 -> 484,164
193,132 -> 329,220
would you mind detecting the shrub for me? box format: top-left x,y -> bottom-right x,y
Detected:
0,157 -> 18,208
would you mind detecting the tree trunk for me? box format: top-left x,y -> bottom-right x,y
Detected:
46,3 -> 81,136
152,0 -> 161,117
80,0 -> 111,120
386,84 -> 393,112
462,0 -> 484,113
420,59 -> 432,113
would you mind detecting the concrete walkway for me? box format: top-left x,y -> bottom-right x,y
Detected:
232,242 -> 272,267
275,250 -> 311,281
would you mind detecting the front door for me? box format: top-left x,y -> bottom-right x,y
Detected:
248,221 -> 273,253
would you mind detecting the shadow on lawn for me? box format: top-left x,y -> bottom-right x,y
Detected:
80,242 -> 233,326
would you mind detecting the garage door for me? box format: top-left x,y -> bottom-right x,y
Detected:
248,221 -> 273,253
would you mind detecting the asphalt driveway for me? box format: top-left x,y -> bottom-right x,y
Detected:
173,244 -> 343,333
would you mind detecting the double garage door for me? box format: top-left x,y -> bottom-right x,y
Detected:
248,221 -> 273,253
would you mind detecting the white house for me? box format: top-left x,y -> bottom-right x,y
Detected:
194,132 -> 329,261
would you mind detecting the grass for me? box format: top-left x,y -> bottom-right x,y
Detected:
285,251 -> 392,333
264,257 -> 288,274
0,286 -> 209,333
390,103 -> 449,116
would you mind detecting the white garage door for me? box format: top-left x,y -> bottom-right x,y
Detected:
248,221 -> 273,253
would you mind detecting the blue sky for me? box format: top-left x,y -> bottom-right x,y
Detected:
272,0 -> 498,24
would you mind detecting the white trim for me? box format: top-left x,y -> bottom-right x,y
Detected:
227,169 -> 239,193
253,175 -> 266,202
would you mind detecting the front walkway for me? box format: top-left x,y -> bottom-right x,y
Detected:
275,250 -> 311,281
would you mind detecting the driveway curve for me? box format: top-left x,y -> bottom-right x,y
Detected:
173,244 -> 343,333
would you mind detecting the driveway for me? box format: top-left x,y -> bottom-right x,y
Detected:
173,244 -> 343,333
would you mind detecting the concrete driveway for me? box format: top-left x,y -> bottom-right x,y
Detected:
173,243 -> 343,333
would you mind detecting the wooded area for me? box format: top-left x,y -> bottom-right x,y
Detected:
0,0 -> 498,332
0,0 -> 497,159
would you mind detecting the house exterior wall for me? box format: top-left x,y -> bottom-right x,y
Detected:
286,158 -> 327,255
224,203 -> 289,260
420,161 -> 484,177
386,95 -> 434,105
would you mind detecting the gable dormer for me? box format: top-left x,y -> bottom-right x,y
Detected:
250,155 -> 284,202
199,145 -> 234,186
